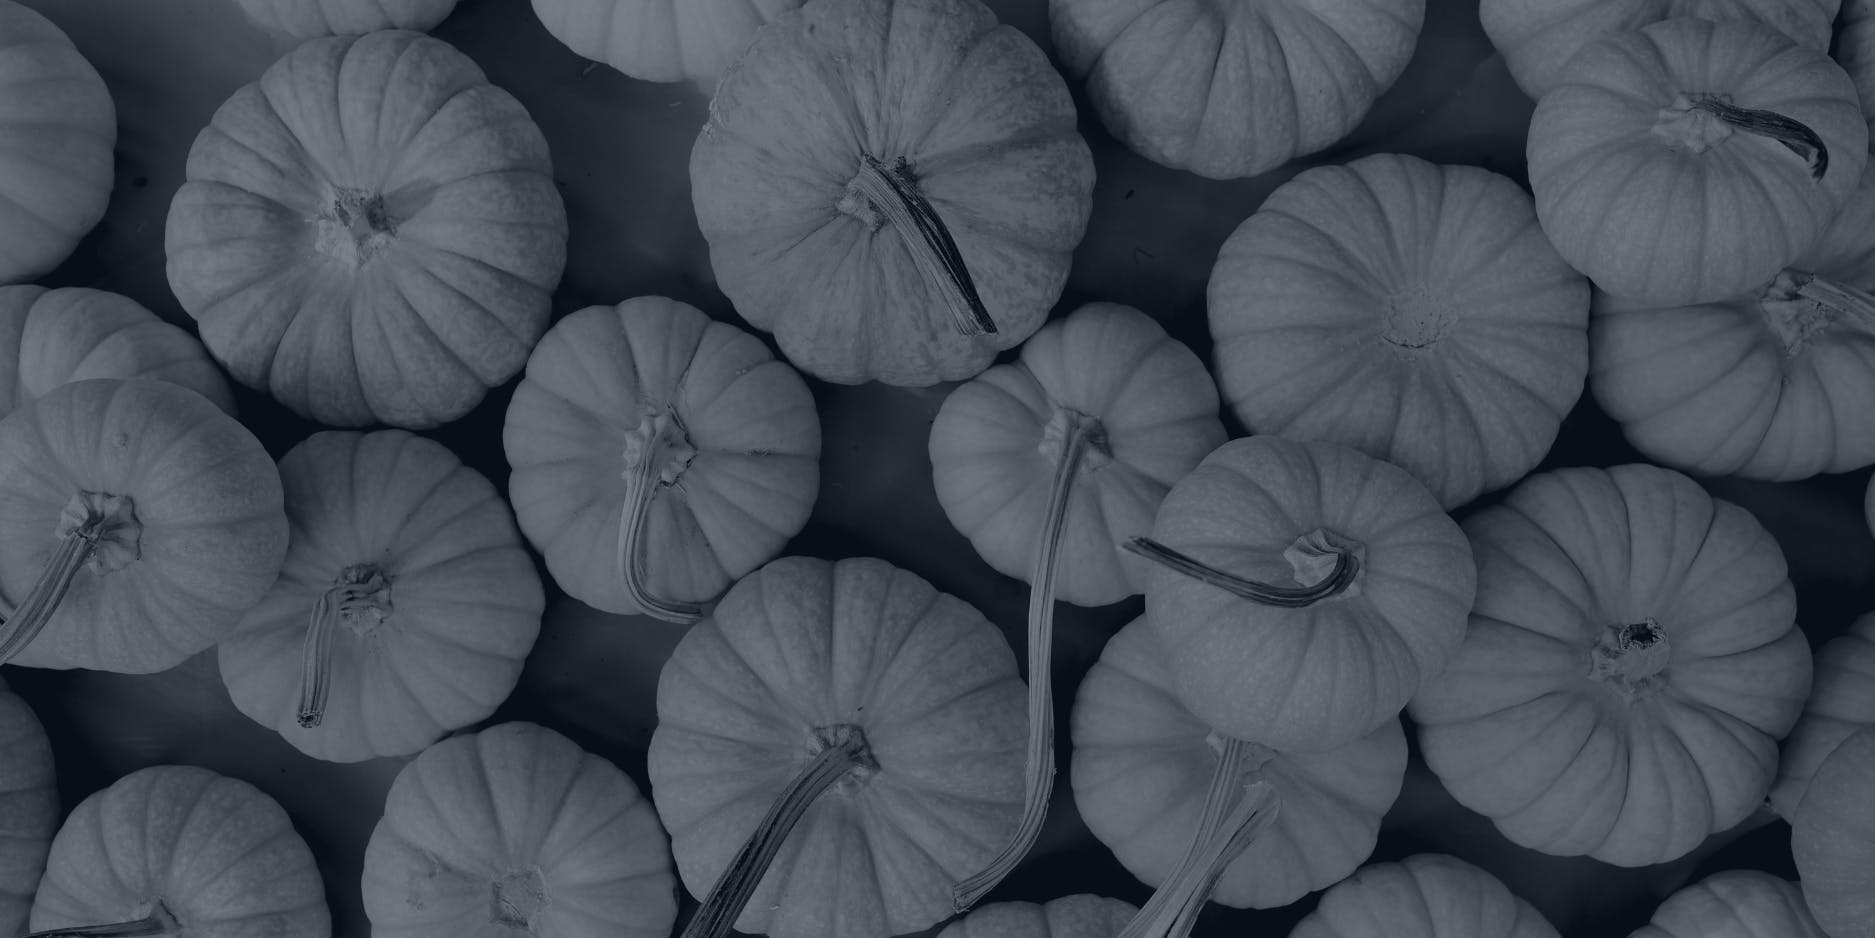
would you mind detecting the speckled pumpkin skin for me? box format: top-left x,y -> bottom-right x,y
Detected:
531,0 -> 803,82
0,285 -> 233,419
936,894 -> 1136,938
233,0 -> 460,38
1630,870 -> 1826,938
1771,612 -> 1875,818
0,678 -> 57,938
1792,726 -> 1875,938
1289,854 -> 1561,938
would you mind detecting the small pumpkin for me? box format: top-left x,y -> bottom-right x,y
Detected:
362,721 -> 678,938
218,429 -> 543,763
165,30 -> 568,428
647,555 -> 1027,938
1839,0 -> 1875,126
232,0 -> 460,38
0,378 -> 288,673
1792,725 -> 1875,937
1410,464 -> 1812,867
1208,153 -> 1590,508
0,677 -> 56,938
1630,870 -> 1826,938
937,895 -> 1137,938
0,285 -> 233,419
29,765 -> 329,938
0,1 -> 115,286
1288,854 -> 1561,938
531,0 -> 802,82
1050,0 -> 1424,179
691,0 -> 1096,386
1131,435 -> 1475,752
1527,18 -> 1867,306
1771,612 -> 1875,818
503,296 -> 819,623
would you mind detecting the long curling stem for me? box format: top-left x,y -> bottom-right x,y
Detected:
1123,537 -> 1358,608
1688,94 -> 1829,180
1791,271 -> 1875,329
296,590 -> 343,728
1117,739 -> 1279,938
0,528 -> 98,665
618,442 -> 703,624
28,902 -> 180,937
848,154 -> 997,337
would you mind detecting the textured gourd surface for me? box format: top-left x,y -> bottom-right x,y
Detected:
0,678 -> 56,938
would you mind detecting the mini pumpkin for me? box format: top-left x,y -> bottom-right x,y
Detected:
1288,854 -> 1561,938
691,0 -> 1096,386
1772,612 -> 1875,818
232,0 -> 460,38
1050,0 -> 1424,179
1840,0 -> 1875,125
1208,154 -> 1590,508
1132,435 -> 1475,752
531,0 -> 802,82
647,556 -> 1027,938
1410,464 -> 1812,867
0,379 -> 287,673
1630,870 -> 1825,938
937,895 -> 1136,938
0,1 -> 115,286
29,765 -> 329,938
0,285 -> 233,419
1792,725 -> 1875,937
0,677 -> 56,938
1527,18 -> 1866,306
363,722 -> 678,938
165,30 -> 568,428
218,430 -> 543,763
503,296 -> 819,623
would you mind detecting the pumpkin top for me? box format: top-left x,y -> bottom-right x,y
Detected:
1629,870 -> 1825,938
0,676 -> 58,938
936,894 -> 1137,938
530,0 -> 803,83
0,285 -> 234,419
1791,724 -> 1875,938
1289,854 -> 1561,938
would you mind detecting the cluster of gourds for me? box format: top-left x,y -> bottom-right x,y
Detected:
3,0 -> 1875,936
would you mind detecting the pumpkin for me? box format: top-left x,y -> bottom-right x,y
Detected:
1839,0 -> 1875,126
690,0 -> 1096,386
1409,464 -> 1812,867
1288,854 -> 1561,938
647,555 -> 1027,938
217,429 -> 543,763
1771,612 -> 1875,818
362,721 -> 678,938
0,1 -> 115,286
1072,618 -> 1408,912
503,296 -> 819,623
1131,435 -> 1475,752
1630,870 -> 1826,938
1527,18 -> 1867,306
929,301 -> 1224,904
1480,0 -> 1839,99
0,677 -> 57,938
29,765 -> 329,938
1792,725 -> 1875,937
1207,153 -> 1591,509
531,0 -> 802,82
1050,0 -> 1424,179
1590,166 -> 1875,480
937,895 -> 1137,938
0,378 -> 288,673
0,285 -> 234,419
164,30 -> 568,428
232,0 -> 460,39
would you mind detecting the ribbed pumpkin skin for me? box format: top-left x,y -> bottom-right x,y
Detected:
1839,0 -> 1875,124
930,302 -> 1225,606
0,678 -> 57,938
503,296 -> 819,615
164,31 -> 567,429
1289,854 -> 1560,938
936,895 -> 1137,938
362,722 -> 678,938
1793,726 -> 1875,937
1051,0 -> 1423,179
691,0 -> 1096,386
0,379 -> 288,672
1209,154 -> 1590,509
1143,436 -> 1475,752
0,285 -> 234,418
233,0 -> 459,38
1631,870 -> 1826,938
30,766 -> 329,938
648,556 -> 1027,938
1071,619 -> 1407,910
1410,465 -> 1811,867
1771,613 -> 1875,818
218,430 -> 544,763
531,0 -> 803,82
0,1 -> 115,286
1527,19 -> 1866,306
1481,0 -> 1838,99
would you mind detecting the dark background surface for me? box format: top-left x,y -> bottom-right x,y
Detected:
6,0 -> 1875,935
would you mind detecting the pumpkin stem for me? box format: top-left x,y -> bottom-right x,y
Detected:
28,901 -> 181,937
1587,618 -> 1672,700
841,154 -> 997,337
1122,531 -> 1360,608
1658,94 -> 1828,180
679,723 -> 877,938
296,563 -> 393,729
1760,269 -> 1875,353
0,492 -> 140,665
617,410 -> 704,624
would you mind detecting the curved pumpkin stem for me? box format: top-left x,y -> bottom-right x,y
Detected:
617,411 -> 704,624
0,493 -> 139,665
296,564 -> 392,729
1122,535 -> 1359,607
28,902 -> 180,937
842,154 -> 997,337
1677,94 -> 1828,179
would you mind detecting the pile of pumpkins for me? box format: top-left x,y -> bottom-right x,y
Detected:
3,0 -> 1875,936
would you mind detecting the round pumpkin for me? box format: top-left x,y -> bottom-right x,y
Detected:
1208,153 -> 1590,509
0,378 -> 288,673
1527,18 -> 1867,306
1289,854 -> 1560,938
1050,0 -> 1424,179
0,677 -> 56,938
1481,0 -> 1838,99
531,0 -> 801,82
647,555 -> 1027,938
29,765 -> 329,938
1771,612 -> 1875,818
1135,435 -> 1475,752
1590,166 -> 1875,480
1409,464 -> 1812,867
1630,870 -> 1826,938
0,284 -> 233,419
937,895 -> 1137,938
0,1 -> 115,286
218,429 -> 544,763
1072,618 -> 1408,910
1839,0 -> 1875,126
165,30 -> 568,428
1792,725 -> 1875,937
503,295 -> 819,622
691,0 -> 1096,386
233,0 -> 460,38
362,721 -> 678,938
